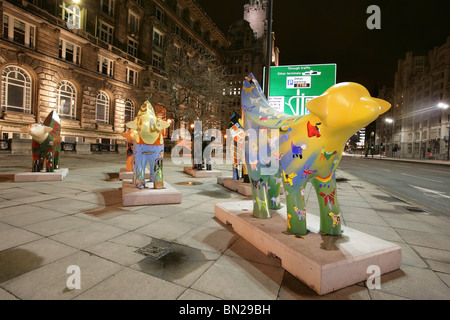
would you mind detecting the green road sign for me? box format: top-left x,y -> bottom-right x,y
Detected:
267,64 -> 337,115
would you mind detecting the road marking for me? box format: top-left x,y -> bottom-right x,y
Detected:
401,173 -> 443,183
421,168 -> 450,175
409,185 -> 450,199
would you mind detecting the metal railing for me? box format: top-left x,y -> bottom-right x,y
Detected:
0,139 -> 12,151
61,142 -> 76,152
90,143 -> 118,153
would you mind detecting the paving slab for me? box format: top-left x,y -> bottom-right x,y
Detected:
215,201 -> 402,295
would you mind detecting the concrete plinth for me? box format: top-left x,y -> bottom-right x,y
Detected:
119,168 -> 150,180
183,167 -> 222,178
215,201 -> 402,295
217,177 -> 252,196
14,168 -> 69,182
122,180 -> 182,206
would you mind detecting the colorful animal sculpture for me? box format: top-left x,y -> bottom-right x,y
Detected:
241,73 -> 391,236
121,129 -> 137,172
126,101 -> 170,189
22,110 -> 61,172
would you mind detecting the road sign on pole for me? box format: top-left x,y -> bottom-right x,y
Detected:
266,64 -> 337,115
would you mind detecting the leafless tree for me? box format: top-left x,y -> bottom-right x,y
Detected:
146,35 -> 232,133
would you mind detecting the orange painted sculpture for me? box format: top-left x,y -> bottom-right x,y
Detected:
241,73 -> 391,236
121,129 -> 137,172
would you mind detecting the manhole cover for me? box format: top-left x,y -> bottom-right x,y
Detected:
136,244 -> 172,260
175,181 -> 203,186
404,206 -> 426,213
336,177 -> 348,182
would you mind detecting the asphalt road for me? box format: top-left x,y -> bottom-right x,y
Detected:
339,156 -> 450,216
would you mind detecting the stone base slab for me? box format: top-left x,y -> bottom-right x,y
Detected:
122,180 -> 182,206
183,167 -> 222,178
14,168 -> 69,182
214,200 -> 402,295
119,168 -> 150,180
217,177 -> 252,196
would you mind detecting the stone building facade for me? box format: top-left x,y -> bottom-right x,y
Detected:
222,0 -> 279,125
0,0 -> 229,153
375,37 -> 450,160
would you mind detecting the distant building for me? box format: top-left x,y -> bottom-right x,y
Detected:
375,36 -> 450,160
222,0 -> 279,126
0,0 -> 229,153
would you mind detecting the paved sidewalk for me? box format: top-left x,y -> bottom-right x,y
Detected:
0,153 -> 449,300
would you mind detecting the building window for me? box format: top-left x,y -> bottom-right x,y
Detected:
155,7 -> 165,23
153,29 -> 164,49
127,38 -> 138,57
98,55 -> 114,77
57,81 -> 77,119
175,25 -> 182,37
1,66 -> 32,114
126,68 -> 138,86
60,1 -> 81,29
59,39 -> 80,65
124,99 -> 135,124
128,11 -> 139,35
101,0 -> 114,16
2,14 -> 35,49
96,91 -> 110,124
152,53 -> 163,70
99,21 -> 113,44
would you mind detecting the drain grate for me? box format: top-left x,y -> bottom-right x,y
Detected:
137,244 -> 172,260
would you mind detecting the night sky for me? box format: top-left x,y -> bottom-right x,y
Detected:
196,0 -> 450,93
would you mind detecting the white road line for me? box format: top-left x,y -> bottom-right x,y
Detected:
421,168 -> 450,175
409,185 -> 450,199
401,173 -> 443,183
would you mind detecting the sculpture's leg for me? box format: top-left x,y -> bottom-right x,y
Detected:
153,158 -> 164,189
133,144 -> 146,189
250,176 -> 271,219
46,151 -> 54,172
284,182 -> 308,235
311,174 -> 341,236
54,150 -> 60,170
267,172 -> 282,210
126,155 -> 134,172
32,151 -> 40,172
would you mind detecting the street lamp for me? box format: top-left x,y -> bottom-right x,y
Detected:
438,102 -> 449,160
385,118 -> 394,158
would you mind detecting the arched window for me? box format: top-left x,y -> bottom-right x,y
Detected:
1,66 -> 32,113
95,91 -> 110,124
124,99 -> 135,125
57,81 -> 77,119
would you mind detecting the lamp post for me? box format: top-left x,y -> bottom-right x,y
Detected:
438,102 -> 449,160
385,118 -> 394,158
264,0 -> 274,97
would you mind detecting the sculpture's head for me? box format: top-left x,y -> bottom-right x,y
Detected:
126,101 -> 170,144
121,129 -> 137,144
21,123 -> 52,144
306,82 -> 391,133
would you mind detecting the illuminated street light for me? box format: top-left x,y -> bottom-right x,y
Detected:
385,118 -> 394,124
437,103 -> 450,160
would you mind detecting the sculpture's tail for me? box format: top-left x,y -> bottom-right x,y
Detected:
42,110 -> 61,135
